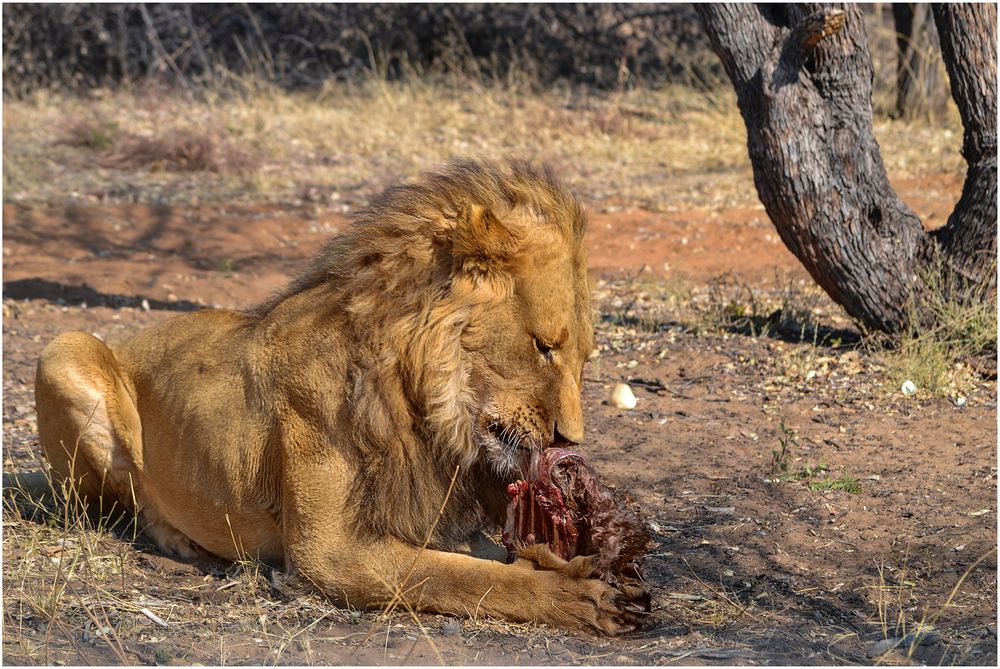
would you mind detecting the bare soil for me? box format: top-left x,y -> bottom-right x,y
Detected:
2,177 -> 996,665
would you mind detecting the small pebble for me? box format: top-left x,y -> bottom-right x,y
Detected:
609,383 -> 636,409
867,631 -> 941,657
440,619 -> 463,637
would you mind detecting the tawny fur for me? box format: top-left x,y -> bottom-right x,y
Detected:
34,159 -> 648,635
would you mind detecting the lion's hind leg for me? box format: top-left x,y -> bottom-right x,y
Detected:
35,332 -> 143,517
35,332 -> 210,559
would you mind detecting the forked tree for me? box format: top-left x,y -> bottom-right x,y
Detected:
696,3 -> 996,335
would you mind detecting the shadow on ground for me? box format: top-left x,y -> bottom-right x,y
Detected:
4,278 -> 204,312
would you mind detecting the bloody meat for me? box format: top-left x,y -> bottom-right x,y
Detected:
502,447 -> 651,583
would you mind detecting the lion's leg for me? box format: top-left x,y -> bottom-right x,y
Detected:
287,534 -> 646,635
36,333 -> 220,560
36,333 -> 207,558
36,332 -> 143,511
281,456 -> 648,635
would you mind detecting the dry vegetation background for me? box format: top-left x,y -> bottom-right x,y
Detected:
3,4 -> 965,212
2,3 -> 996,666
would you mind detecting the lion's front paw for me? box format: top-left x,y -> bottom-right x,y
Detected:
514,544 -> 651,635
564,571 -> 650,636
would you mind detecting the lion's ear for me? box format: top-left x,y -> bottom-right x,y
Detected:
452,203 -> 521,280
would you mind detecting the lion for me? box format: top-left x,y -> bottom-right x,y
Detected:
35,159 -> 650,634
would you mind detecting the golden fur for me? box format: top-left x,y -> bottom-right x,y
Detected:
35,159 -> 648,634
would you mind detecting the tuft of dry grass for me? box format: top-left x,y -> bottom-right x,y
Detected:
57,118 -> 119,151
56,117 -> 254,173
104,130 -> 221,173
860,547 -> 994,665
2,459 -> 138,665
876,264 -> 997,399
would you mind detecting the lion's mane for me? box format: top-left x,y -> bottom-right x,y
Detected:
252,159 -> 589,546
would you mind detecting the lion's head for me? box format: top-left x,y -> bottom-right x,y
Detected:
256,159 -> 592,543
458,200 -> 593,478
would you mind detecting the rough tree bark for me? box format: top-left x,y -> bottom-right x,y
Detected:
696,3 -> 996,334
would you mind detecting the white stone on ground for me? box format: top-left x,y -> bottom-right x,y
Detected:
609,383 -> 637,409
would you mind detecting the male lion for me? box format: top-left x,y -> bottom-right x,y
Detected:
35,159 -> 650,634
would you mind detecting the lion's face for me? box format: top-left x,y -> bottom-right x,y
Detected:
462,222 -> 592,479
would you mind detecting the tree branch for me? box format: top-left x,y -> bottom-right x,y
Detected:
932,3 -> 997,163
929,3 -> 997,296
795,9 -> 847,52
695,4 -> 776,93
768,9 -> 848,89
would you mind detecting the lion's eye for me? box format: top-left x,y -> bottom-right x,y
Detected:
534,338 -> 554,361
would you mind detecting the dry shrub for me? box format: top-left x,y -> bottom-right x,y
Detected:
55,117 -> 255,173
56,119 -> 118,151
3,4 -> 716,94
104,129 -> 223,172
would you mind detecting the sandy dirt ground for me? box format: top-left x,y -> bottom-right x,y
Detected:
2,176 -> 996,665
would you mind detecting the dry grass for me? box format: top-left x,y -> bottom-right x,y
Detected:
858,546 -> 995,665
103,130 -> 223,173
3,458 -> 139,665
3,76 -> 964,210
875,264 -> 998,399
0,438 -> 365,665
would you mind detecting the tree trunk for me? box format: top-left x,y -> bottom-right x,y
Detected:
929,3 -> 998,299
892,3 -> 947,120
696,3 -> 996,334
